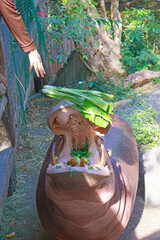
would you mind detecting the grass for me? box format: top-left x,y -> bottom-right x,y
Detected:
121,96 -> 160,149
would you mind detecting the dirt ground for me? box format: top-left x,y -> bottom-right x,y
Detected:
0,90 -> 160,240
0,96 -> 54,240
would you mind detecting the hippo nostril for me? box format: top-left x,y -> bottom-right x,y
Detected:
52,121 -> 60,129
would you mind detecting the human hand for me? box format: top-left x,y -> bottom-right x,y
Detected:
28,48 -> 45,77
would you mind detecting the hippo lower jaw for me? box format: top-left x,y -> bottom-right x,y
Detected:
45,168 -> 115,205
46,165 -> 111,177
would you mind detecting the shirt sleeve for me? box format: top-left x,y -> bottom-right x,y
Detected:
0,0 -> 35,52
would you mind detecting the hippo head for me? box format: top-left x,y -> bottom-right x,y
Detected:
45,104 -> 115,202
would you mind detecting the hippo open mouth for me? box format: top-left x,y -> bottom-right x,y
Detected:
46,103 -> 113,179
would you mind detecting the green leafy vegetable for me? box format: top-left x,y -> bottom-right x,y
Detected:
88,167 -> 94,170
96,167 -> 101,170
55,166 -> 63,169
71,151 -> 91,159
42,85 -> 114,128
71,143 -> 91,161
69,167 -> 72,177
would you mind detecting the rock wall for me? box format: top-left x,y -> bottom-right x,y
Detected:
0,26 -> 15,224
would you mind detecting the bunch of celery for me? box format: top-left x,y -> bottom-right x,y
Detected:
42,85 -> 114,128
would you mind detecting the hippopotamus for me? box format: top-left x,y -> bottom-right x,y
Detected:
36,101 -> 139,240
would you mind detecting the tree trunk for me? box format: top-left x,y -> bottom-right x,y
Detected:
99,0 -> 107,18
75,0 -> 123,76
111,0 -> 122,66
111,0 -> 122,38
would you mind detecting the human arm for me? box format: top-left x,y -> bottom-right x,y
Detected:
0,0 -> 45,77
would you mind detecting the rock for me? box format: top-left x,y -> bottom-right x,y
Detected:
108,76 -> 116,82
0,95 -> 7,119
143,147 -> 160,208
147,89 -> 160,123
0,83 -> 7,97
18,146 -> 23,150
125,69 -> 160,88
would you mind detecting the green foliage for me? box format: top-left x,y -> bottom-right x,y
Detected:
105,80 -> 133,102
43,0 -> 117,63
121,8 -> 160,73
43,0 -> 96,62
152,77 -> 160,84
76,74 -> 132,102
123,97 -> 160,149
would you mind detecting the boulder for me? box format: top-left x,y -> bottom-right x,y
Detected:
0,83 -> 7,97
143,147 -> 160,207
124,69 -> 160,88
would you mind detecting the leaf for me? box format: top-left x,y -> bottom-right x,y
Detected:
82,99 -> 112,120
94,116 -> 109,128
88,166 -> 94,170
62,0 -> 68,5
65,16 -> 69,25
55,166 -> 63,169
44,85 -> 113,111
42,88 -> 82,106
6,232 -> 16,239
69,167 -> 72,177
49,58 -> 55,64
96,167 -> 101,170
